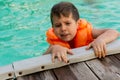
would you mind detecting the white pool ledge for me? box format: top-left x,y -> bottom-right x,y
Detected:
0,64 -> 15,80
0,39 -> 120,80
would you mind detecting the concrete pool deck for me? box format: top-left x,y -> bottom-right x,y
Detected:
0,39 -> 120,80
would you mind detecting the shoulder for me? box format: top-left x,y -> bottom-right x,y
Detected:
78,19 -> 92,29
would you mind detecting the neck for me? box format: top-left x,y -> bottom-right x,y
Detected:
68,39 -> 75,48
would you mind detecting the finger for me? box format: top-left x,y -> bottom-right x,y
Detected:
67,49 -> 73,55
99,43 -> 106,58
100,46 -> 105,58
101,49 -> 105,58
52,53 -> 55,63
61,52 -> 68,63
103,44 -> 107,55
102,52 -> 105,58
97,45 -> 104,58
93,46 -> 99,57
98,49 -> 102,58
86,43 -> 92,50
57,53 -> 62,62
103,44 -> 107,57
99,46 -> 103,58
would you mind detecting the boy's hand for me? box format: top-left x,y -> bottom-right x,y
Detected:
86,39 -> 107,58
46,45 -> 73,63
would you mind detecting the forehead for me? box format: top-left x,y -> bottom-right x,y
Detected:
52,13 -> 74,23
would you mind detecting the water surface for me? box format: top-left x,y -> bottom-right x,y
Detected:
0,0 -> 120,66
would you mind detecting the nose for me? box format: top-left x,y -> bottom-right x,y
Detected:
61,25 -> 66,32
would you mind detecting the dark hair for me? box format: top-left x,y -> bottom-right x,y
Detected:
50,2 -> 80,25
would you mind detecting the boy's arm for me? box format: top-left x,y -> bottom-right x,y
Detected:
86,28 -> 119,58
92,28 -> 119,43
44,45 -> 52,55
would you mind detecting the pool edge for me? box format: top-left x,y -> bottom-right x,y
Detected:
0,39 -> 120,80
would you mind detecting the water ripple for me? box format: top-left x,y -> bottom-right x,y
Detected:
0,0 -> 120,66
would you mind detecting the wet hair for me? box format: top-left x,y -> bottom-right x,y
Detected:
50,2 -> 80,25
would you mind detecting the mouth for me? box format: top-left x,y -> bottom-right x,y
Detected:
60,34 -> 69,38
59,33 -> 72,41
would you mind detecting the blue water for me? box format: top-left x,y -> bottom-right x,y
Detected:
0,0 -> 120,66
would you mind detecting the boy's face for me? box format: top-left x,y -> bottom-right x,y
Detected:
52,14 -> 79,42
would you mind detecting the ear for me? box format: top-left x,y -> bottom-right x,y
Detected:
52,27 -> 54,32
76,19 -> 80,29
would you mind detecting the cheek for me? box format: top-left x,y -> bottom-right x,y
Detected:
53,29 -> 60,36
70,27 -> 77,36
71,25 -> 77,32
73,29 -> 77,35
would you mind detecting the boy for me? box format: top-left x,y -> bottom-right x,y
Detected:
44,2 -> 119,63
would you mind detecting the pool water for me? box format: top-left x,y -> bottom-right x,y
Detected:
0,0 -> 120,66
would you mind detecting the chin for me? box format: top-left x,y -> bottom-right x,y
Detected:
61,38 -> 71,42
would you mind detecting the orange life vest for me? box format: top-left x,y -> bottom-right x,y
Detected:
46,19 -> 94,49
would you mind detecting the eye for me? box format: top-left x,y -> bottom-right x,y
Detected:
55,24 -> 61,28
65,22 -> 71,25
